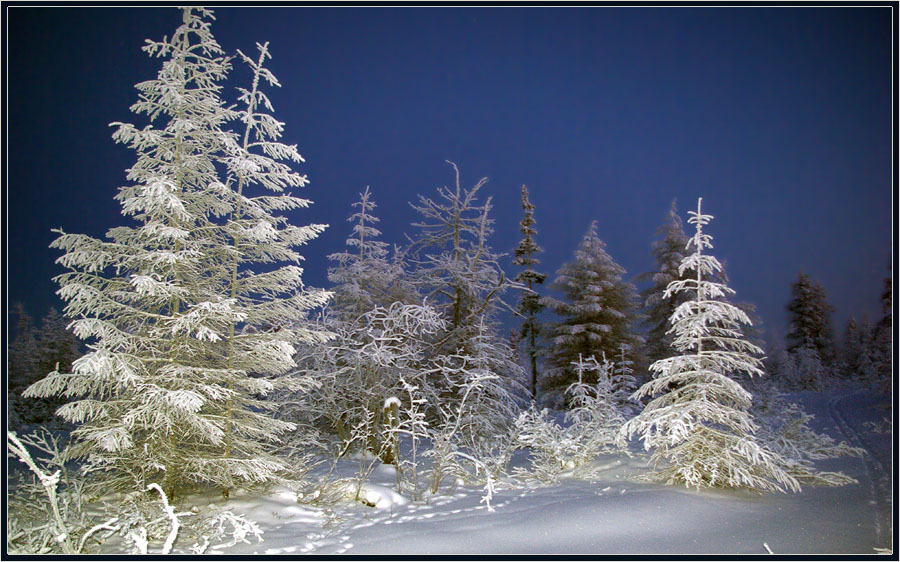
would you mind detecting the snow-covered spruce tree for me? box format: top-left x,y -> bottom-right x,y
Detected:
407,162 -> 526,425
327,186 -> 416,323
542,220 -> 642,405
214,40 -> 332,496
618,198 -> 799,493
512,184 -> 547,400
786,271 -> 836,368
27,10 -> 329,500
639,200 -> 692,371
290,187 -> 419,459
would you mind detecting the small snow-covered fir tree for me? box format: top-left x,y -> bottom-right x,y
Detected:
564,354 -> 624,441
512,184 -> 547,400
786,345 -> 828,391
872,267 -> 892,387
543,221 -> 642,404
841,317 -> 869,379
515,354 -> 623,483
26,10 -> 330,499
619,198 -> 799,493
612,343 -> 639,413
24,308 -> 82,425
36,308 -> 81,379
8,304 -> 40,391
327,186 -> 415,322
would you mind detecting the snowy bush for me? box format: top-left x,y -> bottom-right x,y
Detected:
424,338 -> 523,507
782,346 -> 830,391
7,429 -> 264,555
7,430 -> 96,554
514,355 -> 625,483
289,303 -> 445,460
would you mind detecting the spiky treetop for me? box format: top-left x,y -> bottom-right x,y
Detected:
512,184 -> 546,399
513,185 -> 546,288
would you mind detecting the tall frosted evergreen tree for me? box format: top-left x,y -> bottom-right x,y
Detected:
619,198 -> 798,493
786,272 -> 836,367
26,9 -> 330,500
640,200 -> 692,368
214,40 -> 332,496
512,185 -> 546,400
543,221 -> 642,401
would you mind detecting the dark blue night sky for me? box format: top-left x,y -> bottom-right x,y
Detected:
6,5 -> 894,342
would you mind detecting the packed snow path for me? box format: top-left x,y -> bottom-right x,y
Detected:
213,388 -> 891,556
828,389 -> 893,548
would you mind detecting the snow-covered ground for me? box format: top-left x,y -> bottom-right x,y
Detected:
176,387 -> 892,556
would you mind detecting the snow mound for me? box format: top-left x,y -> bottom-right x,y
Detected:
342,482 -> 409,509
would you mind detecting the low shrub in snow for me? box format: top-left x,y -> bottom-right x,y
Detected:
7,429 -> 264,555
514,355 -> 625,483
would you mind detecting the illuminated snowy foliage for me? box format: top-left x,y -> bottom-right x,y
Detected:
619,198 -> 799,493
25,8 -> 329,499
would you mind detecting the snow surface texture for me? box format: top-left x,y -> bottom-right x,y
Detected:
194,388 -> 890,555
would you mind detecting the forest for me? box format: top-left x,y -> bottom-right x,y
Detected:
5,7 -> 893,556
